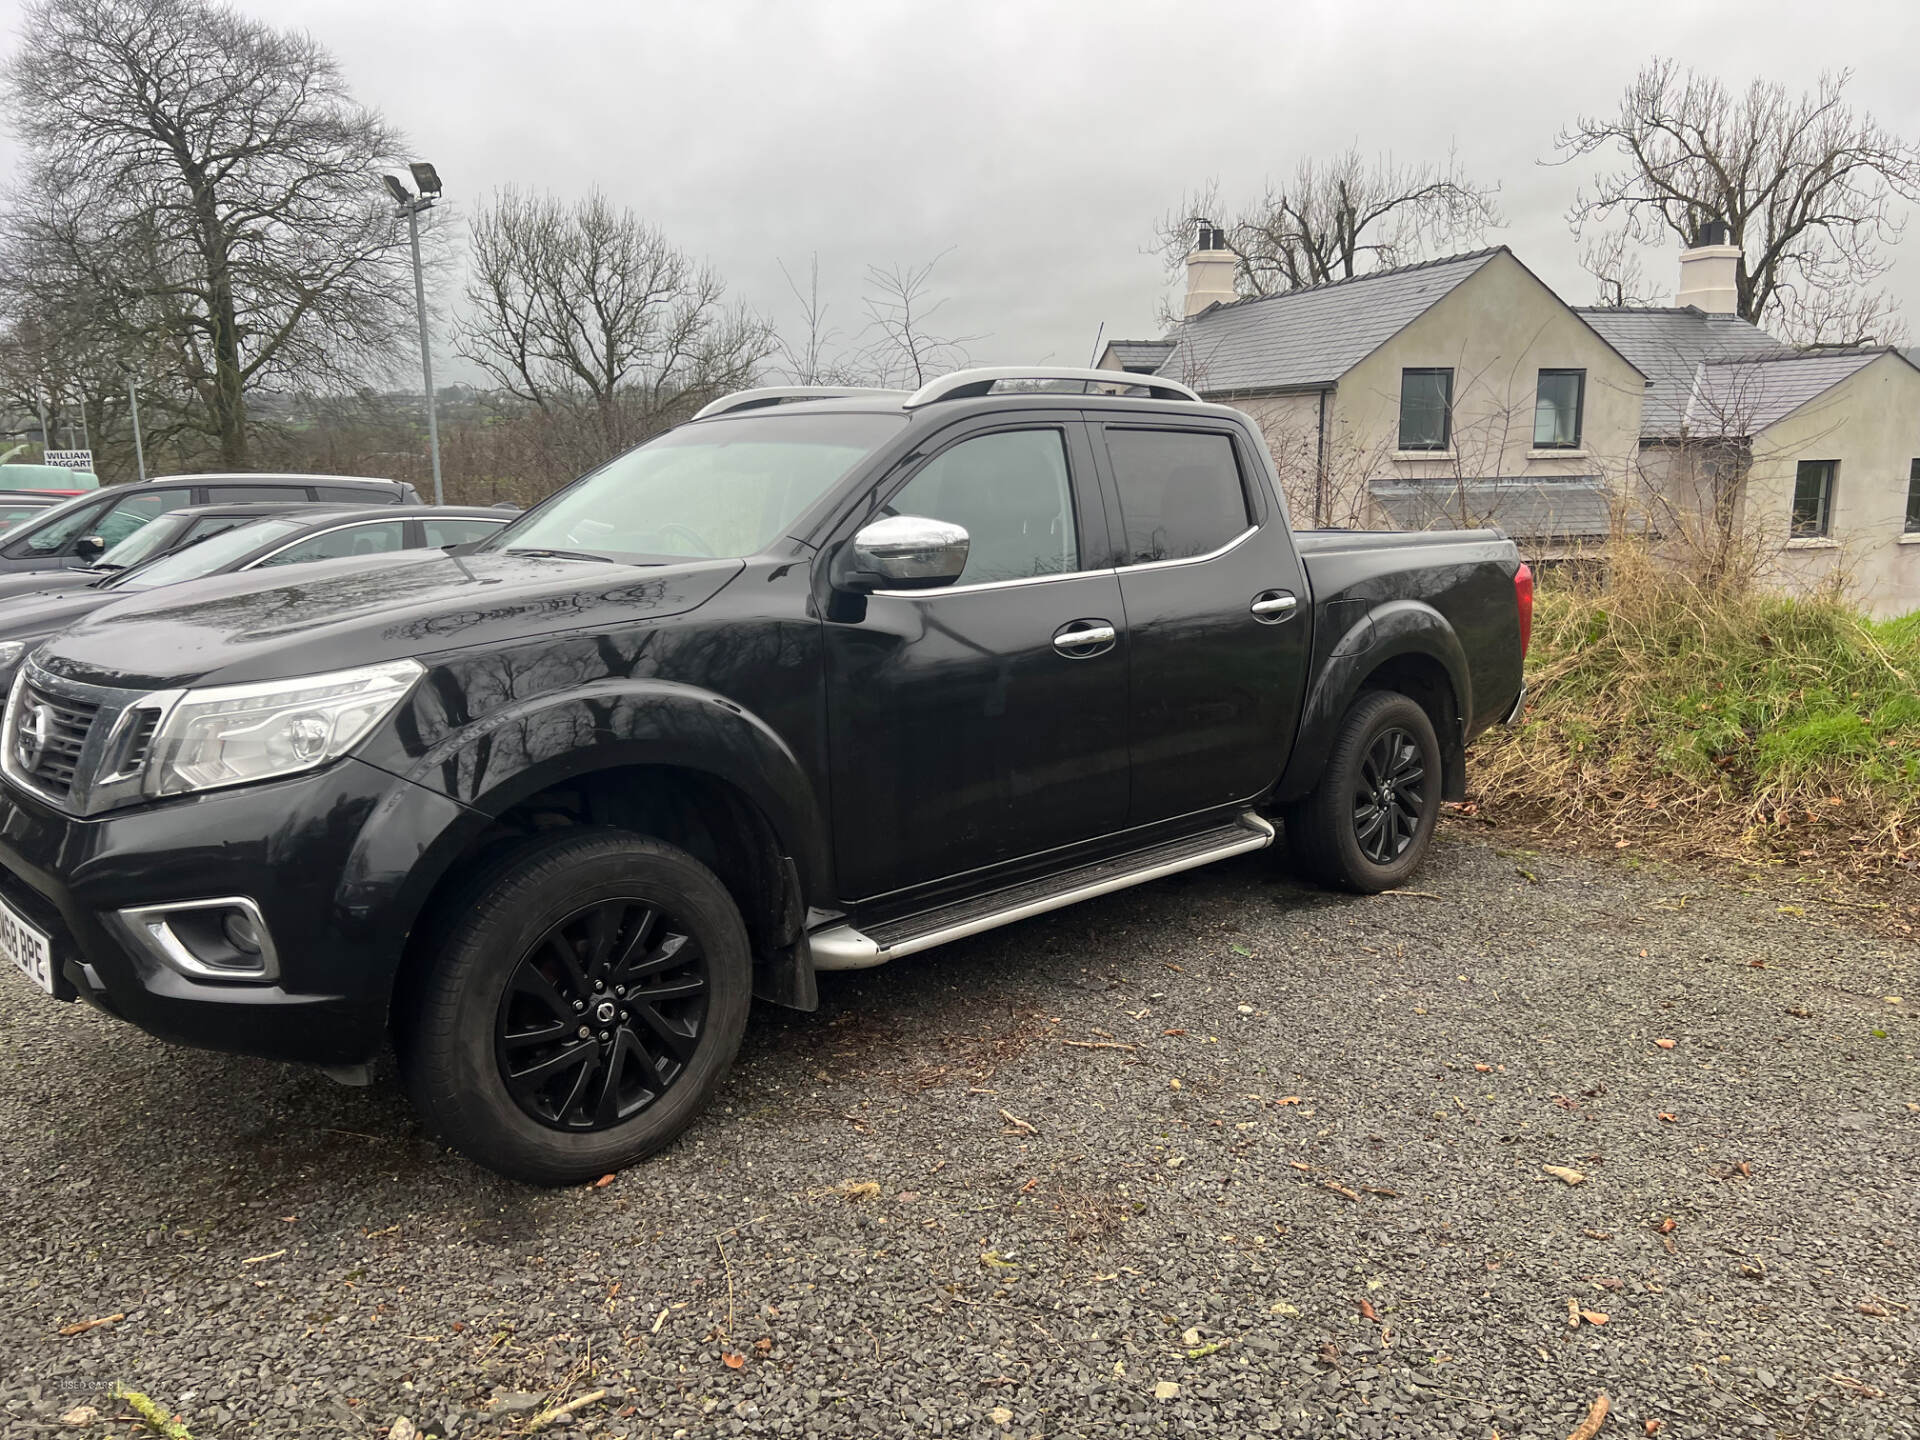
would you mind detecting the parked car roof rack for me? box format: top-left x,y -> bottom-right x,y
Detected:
692,386 -> 906,420
903,366 -> 1202,408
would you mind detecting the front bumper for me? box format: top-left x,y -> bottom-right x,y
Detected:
0,757 -> 428,1066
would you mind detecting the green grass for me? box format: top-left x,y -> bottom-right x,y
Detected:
1477,560 -> 1920,870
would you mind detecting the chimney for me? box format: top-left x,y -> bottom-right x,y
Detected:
1676,220 -> 1740,315
1183,219 -> 1237,318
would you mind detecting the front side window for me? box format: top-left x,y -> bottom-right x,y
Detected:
1906,459 -> 1920,534
1398,368 -> 1453,451
88,488 -> 198,548
490,412 -> 907,563
886,429 -> 1078,585
95,512 -> 197,569
1534,369 -> 1585,449
1790,459 -> 1837,538
254,520 -> 407,568
1104,429 -> 1250,565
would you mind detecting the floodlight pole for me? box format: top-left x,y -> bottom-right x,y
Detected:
401,196 -> 443,505
127,375 -> 147,481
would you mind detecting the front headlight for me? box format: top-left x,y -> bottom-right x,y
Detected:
0,640 -> 27,686
145,658 -> 423,798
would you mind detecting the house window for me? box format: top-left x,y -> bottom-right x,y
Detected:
1398,368 -> 1453,451
1906,459 -> 1920,533
1533,369 -> 1585,449
1790,460 -> 1837,539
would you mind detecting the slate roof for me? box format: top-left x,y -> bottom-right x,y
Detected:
1576,307 -> 1788,437
1368,476 -> 1613,544
1101,339 -> 1176,373
1684,350 -> 1889,435
1153,249 -> 1505,393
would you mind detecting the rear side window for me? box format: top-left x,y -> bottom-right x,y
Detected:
316,485 -> 391,504
1104,430 -> 1250,565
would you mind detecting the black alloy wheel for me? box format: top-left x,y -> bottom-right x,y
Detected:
1351,726 -> 1426,865
496,899 -> 708,1132
400,829 -> 751,1185
1284,689 -> 1443,894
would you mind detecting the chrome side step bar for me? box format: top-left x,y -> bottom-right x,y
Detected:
809,813 -> 1275,971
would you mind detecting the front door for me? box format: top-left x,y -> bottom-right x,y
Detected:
1093,420 -> 1311,824
824,417 -> 1131,900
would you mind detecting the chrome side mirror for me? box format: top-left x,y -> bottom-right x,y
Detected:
835,514 -> 969,592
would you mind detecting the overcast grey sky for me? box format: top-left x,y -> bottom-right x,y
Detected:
4,0 -> 1918,380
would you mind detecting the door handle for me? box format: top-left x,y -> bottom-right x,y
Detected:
1052,619 -> 1117,657
1250,590 -> 1298,623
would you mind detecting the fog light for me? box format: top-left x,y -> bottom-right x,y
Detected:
112,896 -> 279,983
222,908 -> 262,954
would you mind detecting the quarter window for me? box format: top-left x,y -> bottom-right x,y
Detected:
1104,429 -> 1250,565
886,430 -> 1078,585
1905,459 -> 1919,534
1790,460 -> 1837,539
254,520 -> 408,567
1533,369 -> 1585,449
1398,368 -> 1453,451
423,517 -> 507,547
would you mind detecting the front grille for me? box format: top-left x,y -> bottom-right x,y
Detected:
20,683 -> 102,799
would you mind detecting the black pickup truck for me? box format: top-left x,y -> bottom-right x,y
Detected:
0,369 -> 1530,1184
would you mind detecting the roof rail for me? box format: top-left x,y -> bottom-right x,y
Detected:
692,386 -> 905,421
903,366 -> 1201,409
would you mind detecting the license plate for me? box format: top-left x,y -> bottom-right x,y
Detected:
0,889 -> 54,995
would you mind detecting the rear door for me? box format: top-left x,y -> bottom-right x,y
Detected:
1092,419 -> 1310,824
822,415 -> 1131,899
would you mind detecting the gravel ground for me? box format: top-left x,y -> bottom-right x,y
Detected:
2,831 -> 1916,1440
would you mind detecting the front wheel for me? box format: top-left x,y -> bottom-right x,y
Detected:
399,830 -> 751,1185
1284,690 -> 1442,894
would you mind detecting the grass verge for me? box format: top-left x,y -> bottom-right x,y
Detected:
1473,550 -> 1919,879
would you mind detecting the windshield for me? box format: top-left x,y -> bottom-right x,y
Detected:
96,512 -> 194,569
109,518 -> 309,590
484,411 -> 906,563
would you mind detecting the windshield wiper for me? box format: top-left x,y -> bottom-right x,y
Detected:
505,546 -> 617,563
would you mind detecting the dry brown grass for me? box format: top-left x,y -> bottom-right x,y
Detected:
1473,544 -> 1920,881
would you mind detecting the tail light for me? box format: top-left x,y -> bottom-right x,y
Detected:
1513,563 -> 1534,660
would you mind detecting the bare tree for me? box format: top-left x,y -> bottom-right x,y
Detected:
1579,231 -> 1663,308
856,252 -> 979,387
1155,147 -> 1501,307
456,187 -> 773,461
0,0 -> 419,469
773,255 -> 866,385
1557,60 -> 1920,344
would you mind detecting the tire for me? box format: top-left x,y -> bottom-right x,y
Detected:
399,829 -> 751,1185
1285,690 -> 1442,894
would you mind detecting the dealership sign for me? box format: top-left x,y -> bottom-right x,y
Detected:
42,450 -> 93,471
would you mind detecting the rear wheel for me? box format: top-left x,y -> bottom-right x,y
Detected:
1285,690 -> 1441,894
400,830 -> 750,1185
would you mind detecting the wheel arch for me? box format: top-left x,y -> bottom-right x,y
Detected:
349,683 -> 832,1030
1274,601 -> 1471,805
